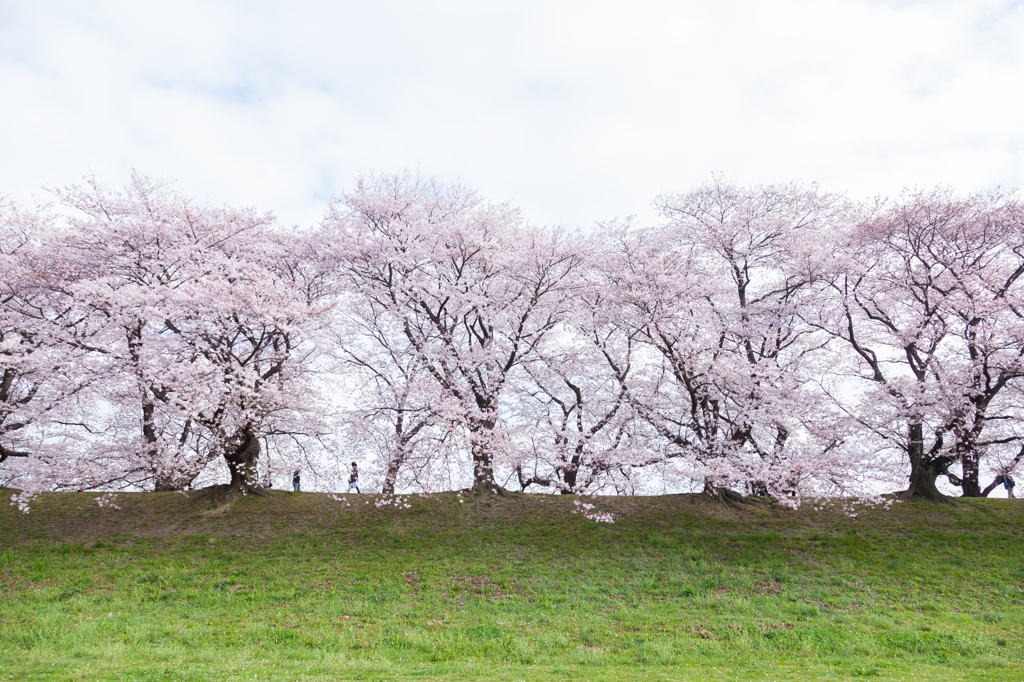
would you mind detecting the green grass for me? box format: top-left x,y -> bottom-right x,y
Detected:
0,489 -> 1022,681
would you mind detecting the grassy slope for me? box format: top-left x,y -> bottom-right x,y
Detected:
0,488 -> 1022,682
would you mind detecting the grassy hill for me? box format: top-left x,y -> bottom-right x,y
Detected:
1,488 -> 1022,681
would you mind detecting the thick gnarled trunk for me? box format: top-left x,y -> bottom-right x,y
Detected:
382,441 -> 410,496
902,459 -> 951,501
469,413 -> 502,495
223,425 -> 261,494
702,480 -> 750,506
900,422 -> 954,502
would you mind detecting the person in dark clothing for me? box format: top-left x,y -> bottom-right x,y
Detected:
348,462 -> 360,493
292,470 -> 300,492
1005,472 -> 1016,499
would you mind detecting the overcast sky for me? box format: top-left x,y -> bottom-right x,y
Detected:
1,0 -> 1022,229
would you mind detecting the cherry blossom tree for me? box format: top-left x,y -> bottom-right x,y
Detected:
11,174 -> 333,496
1,198 -> 110,478
593,181 -> 871,502
510,237 -> 649,495
813,188 -> 1024,500
1,199 -> 57,466
332,292 -> 463,494
512,329 -> 641,495
325,174 -> 584,494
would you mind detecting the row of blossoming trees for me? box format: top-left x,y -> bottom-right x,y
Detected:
2,172 -> 1023,504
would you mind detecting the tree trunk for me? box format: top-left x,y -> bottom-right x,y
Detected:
702,480 -> 749,506
147,395 -> 181,492
382,449 -> 404,496
382,415 -> 427,494
471,440 -> 498,494
469,415 -> 502,495
466,398 -> 500,495
901,458 -> 953,501
560,466 -> 578,494
223,425 -> 261,494
899,422 -> 954,501
958,449 -> 983,497
559,448 -> 582,494
128,321 -> 177,492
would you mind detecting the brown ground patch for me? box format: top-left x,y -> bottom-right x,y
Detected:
752,580 -> 783,595
690,625 -> 714,639
762,621 -> 796,631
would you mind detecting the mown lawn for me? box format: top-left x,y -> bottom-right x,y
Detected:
1,488 -> 1022,681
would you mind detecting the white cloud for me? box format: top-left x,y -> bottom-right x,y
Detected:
1,0 -> 1022,228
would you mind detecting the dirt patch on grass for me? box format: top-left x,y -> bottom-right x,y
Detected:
199,502 -> 236,517
753,580 -> 783,595
762,621 -> 796,631
448,574 -> 520,600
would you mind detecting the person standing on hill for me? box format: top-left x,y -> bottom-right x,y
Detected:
1005,472 -> 1016,499
348,462 -> 360,493
292,469 -> 300,492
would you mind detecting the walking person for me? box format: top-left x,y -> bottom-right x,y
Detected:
348,462 -> 360,493
292,469 -> 300,492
